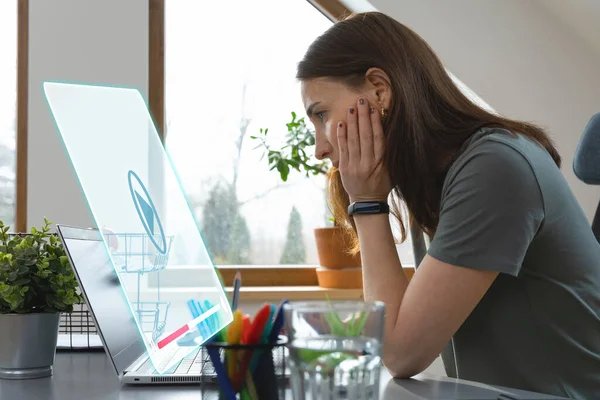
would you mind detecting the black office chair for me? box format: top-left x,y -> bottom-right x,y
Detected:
573,112 -> 600,243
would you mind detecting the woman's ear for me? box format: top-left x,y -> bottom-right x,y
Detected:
365,67 -> 393,111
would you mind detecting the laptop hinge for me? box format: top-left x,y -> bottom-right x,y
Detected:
128,353 -> 149,373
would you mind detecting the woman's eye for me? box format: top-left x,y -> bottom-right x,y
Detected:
315,111 -> 326,121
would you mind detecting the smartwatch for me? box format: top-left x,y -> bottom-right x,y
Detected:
348,201 -> 390,217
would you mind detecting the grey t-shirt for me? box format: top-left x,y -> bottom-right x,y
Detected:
428,128 -> 600,399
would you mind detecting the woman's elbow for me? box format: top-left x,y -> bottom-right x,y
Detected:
383,360 -> 421,379
382,351 -> 430,379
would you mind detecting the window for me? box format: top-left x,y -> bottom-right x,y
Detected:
0,1 -> 18,228
158,1 -> 492,272
164,0 -> 342,267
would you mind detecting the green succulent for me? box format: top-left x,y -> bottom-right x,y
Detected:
0,218 -> 83,314
298,298 -> 371,365
323,295 -> 370,337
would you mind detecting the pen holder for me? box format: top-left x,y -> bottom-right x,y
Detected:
202,336 -> 288,400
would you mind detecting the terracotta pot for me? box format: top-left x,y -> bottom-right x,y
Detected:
313,227 -> 361,269
316,267 -> 363,289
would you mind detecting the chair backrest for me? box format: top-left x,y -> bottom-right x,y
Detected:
410,223 -> 428,267
573,112 -> 600,242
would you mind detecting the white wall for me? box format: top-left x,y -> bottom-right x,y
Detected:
27,0 -> 148,229
367,0 -> 600,221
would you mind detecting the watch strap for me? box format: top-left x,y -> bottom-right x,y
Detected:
348,201 -> 390,217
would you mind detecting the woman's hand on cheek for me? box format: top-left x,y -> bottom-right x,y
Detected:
337,98 -> 392,203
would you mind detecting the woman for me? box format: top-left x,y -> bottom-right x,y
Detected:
297,11 -> 600,399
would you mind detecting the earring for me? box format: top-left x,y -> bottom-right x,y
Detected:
380,107 -> 387,121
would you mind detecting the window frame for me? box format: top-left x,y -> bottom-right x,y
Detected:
14,0 -> 28,233
306,0 -> 351,20
149,0 -> 414,288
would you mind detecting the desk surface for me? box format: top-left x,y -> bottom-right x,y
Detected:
0,352 -> 566,400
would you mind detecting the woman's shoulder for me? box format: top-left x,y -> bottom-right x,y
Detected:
445,127 -> 542,190
456,127 -> 543,163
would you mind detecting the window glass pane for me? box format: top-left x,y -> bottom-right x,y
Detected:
164,3 -> 496,268
165,0 -> 334,266
0,1 -> 17,228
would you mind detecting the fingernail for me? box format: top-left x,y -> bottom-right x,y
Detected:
370,107 -> 375,114
359,98 -> 364,105
349,107 -> 354,114
338,122 -> 343,127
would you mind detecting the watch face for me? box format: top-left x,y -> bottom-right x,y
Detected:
349,202 -> 388,216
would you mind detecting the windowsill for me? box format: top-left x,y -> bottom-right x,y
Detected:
215,265 -> 416,287
133,285 -> 363,302
145,265 -> 416,291
223,286 -> 364,301
137,266 -> 418,302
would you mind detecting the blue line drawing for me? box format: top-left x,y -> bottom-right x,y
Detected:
127,170 -> 167,255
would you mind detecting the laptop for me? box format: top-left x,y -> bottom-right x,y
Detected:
57,224 -> 216,385
43,81 -> 233,377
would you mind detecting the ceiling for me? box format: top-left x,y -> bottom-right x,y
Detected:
341,0 -> 600,58
536,0 -> 600,56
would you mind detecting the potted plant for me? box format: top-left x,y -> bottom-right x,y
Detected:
252,112 -> 362,289
0,218 -> 83,379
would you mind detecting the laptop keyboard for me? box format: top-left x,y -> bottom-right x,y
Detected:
137,348 -> 205,375
174,350 -> 203,375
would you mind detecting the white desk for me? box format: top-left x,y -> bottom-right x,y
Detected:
0,352 -> 567,399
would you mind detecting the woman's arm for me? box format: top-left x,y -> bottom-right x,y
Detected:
337,99 -> 538,379
354,212 -> 498,378
353,213 -> 408,350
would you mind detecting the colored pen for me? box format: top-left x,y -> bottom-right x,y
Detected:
232,270 -> 242,311
245,369 -> 259,400
258,304 -> 276,344
226,310 -> 243,379
233,303 -> 272,390
241,314 -> 251,344
206,346 -> 236,400
245,304 -> 276,373
267,299 -> 288,344
239,313 -> 254,398
247,300 -> 288,374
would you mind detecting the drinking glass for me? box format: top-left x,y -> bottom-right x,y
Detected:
283,301 -> 386,400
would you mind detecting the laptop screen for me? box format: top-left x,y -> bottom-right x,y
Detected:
57,225 -> 145,376
44,82 -> 233,374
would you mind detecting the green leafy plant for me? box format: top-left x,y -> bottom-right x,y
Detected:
251,111 -> 329,182
0,218 -> 83,314
252,111 -> 335,225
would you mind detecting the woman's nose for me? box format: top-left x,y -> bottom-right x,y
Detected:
315,129 -> 333,160
315,142 -> 332,160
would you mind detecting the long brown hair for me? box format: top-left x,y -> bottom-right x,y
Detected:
297,12 -> 561,253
